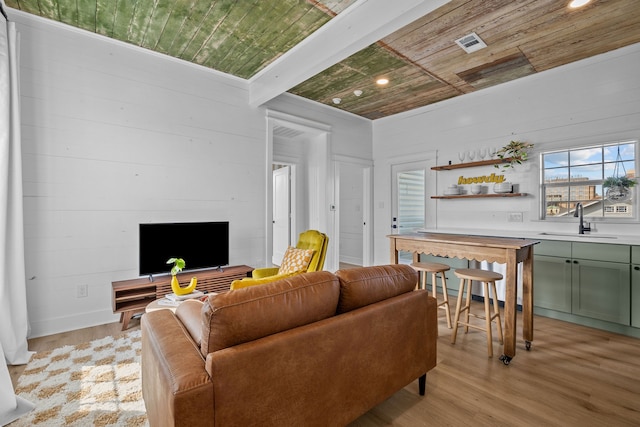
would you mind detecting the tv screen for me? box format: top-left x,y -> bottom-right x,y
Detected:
139,221 -> 229,277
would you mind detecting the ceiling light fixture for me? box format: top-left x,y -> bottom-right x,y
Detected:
353,90 -> 363,96
569,0 -> 591,8
332,98 -> 341,104
376,78 -> 389,86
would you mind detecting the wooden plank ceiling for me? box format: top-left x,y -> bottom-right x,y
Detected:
6,0 -> 640,120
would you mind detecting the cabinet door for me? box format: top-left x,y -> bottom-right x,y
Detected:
572,259 -> 630,325
533,255 -> 572,313
632,265 -> 640,328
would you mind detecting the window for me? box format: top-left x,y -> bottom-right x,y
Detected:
541,141 -> 637,220
397,170 -> 426,232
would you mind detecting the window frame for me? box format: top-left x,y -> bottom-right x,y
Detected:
539,140 -> 638,223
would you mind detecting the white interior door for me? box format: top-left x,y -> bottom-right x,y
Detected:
392,162 -> 427,235
391,162 -> 427,264
272,166 -> 290,265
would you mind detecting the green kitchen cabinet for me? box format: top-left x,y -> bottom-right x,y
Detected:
534,240 -> 572,313
632,247 -> 640,328
534,240 -> 631,326
571,258 -> 630,324
534,254 -> 572,313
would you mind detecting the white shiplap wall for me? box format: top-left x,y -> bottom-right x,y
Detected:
372,42 -> 640,265
12,12 -> 371,337
15,12 -> 266,336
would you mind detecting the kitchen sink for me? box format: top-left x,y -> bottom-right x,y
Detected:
537,232 -> 617,239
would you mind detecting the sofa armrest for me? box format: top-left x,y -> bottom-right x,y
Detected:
176,299 -> 204,346
251,266 -> 280,278
141,310 -> 214,427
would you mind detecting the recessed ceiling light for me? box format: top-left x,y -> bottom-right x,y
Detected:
332,98 -> 341,104
569,0 -> 591,8
376,78 -> 389,85
353,90 -> 363,96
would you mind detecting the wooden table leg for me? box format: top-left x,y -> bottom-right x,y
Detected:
121,310 -> 134,331
522,247 -> 534,349
500,250 -> 518,364
390,240 -> 399,264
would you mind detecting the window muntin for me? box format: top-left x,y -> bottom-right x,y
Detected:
541,141 -> 636,220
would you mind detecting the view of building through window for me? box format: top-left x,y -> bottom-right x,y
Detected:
542,141 -> 636,219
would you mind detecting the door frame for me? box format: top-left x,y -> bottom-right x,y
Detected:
272,164 -> 296,264
387,152 -> 438,234
335,155 -> 373,267
266,110 -> 335,270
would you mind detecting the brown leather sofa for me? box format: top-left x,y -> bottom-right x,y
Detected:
141,264 -> 437,427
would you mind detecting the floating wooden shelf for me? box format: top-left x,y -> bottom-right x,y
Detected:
431,193 -> 527,199
431,157 -> 519,171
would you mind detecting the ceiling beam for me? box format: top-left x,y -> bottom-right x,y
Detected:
248,0 -> 451,108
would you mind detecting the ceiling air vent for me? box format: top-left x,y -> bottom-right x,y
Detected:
455,32 -> 487,54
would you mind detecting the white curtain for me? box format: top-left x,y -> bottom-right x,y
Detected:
0,4 -> 35,424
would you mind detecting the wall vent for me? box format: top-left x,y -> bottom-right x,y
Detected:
455,32 -> 487,53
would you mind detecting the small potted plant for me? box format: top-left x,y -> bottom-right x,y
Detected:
494,140 -> 534,171
167,257 -> 197,295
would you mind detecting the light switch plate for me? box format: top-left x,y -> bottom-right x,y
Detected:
507,212 -> 523,222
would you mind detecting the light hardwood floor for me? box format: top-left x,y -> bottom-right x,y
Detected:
9,304 -> 640,426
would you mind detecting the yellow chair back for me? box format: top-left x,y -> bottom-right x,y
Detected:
295,230 -> 328,272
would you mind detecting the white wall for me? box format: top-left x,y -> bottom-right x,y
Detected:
14,12 -> 266,336
339,162 -> 364,265
12,12 -> 371,337
372,43 -> 640,265
267,95 -> 372,270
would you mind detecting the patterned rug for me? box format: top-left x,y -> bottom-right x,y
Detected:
10,329 -> 147,426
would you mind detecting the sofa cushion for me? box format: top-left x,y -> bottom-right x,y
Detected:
335,264 -> 418,314
200,271 -> 339,355
278,246 -> 314,274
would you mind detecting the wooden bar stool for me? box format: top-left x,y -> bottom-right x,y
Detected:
410,261 -> 452,328
451,268 -> 504,357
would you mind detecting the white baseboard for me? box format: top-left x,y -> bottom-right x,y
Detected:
28,309 -> 120,338
339,255 -> 362,266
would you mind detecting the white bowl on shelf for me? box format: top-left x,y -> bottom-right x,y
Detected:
444,185 -> 460,195
493,182 -> 513,193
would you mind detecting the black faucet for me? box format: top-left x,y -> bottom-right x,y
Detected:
573,202 -> 591,234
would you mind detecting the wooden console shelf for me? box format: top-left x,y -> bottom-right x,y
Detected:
112,265 -> 253,330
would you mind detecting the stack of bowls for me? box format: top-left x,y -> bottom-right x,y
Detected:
470,184 -> 482,195
444,185 -> 460,195
493,182 -> 513,193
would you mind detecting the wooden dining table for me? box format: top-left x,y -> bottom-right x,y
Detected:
389,232 -> 539,365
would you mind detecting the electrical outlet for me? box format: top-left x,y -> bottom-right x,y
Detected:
77,284 -> 88,298
507,212 -> 523,222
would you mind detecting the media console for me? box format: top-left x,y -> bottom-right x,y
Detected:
111,265 -> 253,330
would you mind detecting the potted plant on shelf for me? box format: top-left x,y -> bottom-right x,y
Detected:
167,257 -> 197,295
494,140 -> 534,171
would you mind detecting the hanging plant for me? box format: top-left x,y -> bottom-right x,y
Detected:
603,176 -> 636,188
604,146 -> 635,203
494,140 -> 534,171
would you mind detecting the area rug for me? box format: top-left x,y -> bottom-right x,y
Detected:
10,329 -> 147,426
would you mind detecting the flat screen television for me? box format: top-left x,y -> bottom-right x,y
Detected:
139,221 -> 229,277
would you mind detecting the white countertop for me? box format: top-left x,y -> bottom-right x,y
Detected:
415,228 -> 640,245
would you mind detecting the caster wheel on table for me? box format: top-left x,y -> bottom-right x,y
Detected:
525,341 -> 532,351
499,354 -> 511,365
